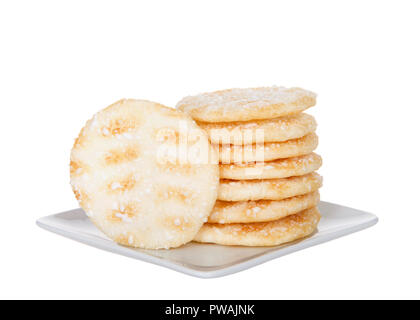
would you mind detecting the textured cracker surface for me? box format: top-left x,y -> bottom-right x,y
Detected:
198,113 -> 317,145
194,207 -> 321,246
208,191 -> 320,224
220,152 -> 322,180
177,86 -> 316,122
218,172 -> 322,201
216,132 -> 318,164
70,99 -> 219,249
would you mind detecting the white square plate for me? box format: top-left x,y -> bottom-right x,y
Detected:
36,201 -> 377,278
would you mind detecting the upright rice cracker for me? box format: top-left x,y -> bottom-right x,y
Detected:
70,99 -> 219,249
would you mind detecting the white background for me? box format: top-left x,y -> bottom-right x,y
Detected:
1,0 -> 419,299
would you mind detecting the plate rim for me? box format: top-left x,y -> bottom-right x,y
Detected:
36,201 -> 378,278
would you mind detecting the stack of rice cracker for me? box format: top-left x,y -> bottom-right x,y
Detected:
177,86 -> 323,246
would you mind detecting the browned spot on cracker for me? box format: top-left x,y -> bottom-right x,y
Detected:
157,185 -> 193,203
114,232 -> 135,246
104,146 -> 139,165
114,235 -> 129,245
237,222 -> 272,233
267,180 -> 285,192
155,127 -> 180,143
246,200 -> 270,210
287,212 -> 307,224
107,203 -> 138,222
72,188 -> 89,208
202,222 -> 270,236
101,118 -> 139,136
70,160 -> 84,176
157,160 -> 197,174
155,127 -> 203,150
107,175 -> 137,193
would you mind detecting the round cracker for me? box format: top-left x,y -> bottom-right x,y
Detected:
208,191 -> 320,224
194,207 -> 321,246
177,86 -> 316,123
217,132 -> 318,164
198,113 -> 317,145
218,172 -> 322,201
220,153 -> 322,180
70,99 -> 219,249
